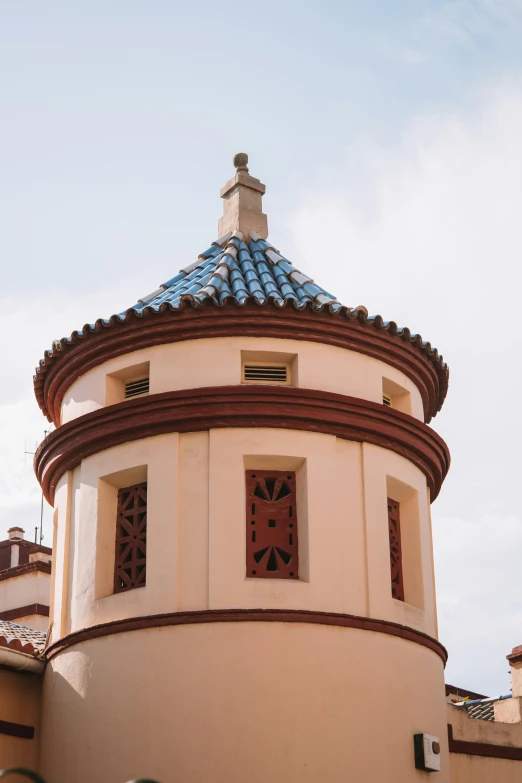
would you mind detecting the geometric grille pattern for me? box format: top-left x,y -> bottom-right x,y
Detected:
114,482 -> 147,593
387,497 -> 404,601
246,470 -> 298,580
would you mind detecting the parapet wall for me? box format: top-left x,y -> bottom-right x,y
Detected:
448,704 -> 522,783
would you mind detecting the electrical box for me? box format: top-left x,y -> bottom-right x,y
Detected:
414,733 -> 441,772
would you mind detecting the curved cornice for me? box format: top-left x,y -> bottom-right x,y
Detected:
44,608 -> 448,665
34,385 -> 450,505
33,300 -> 448,425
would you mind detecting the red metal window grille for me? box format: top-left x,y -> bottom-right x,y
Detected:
388,497 -> 404,601
114,482 -> 147,593
246,470 -> 298,579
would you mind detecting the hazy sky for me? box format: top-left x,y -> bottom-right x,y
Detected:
1,0 -> 522,694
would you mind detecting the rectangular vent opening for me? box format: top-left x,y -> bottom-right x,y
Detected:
383,394 -> 392,407
124,377 -> 150,399
243,364 -> 288,384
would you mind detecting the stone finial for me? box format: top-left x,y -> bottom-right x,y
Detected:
233,152 -> 249,172
218,153 -> 268,240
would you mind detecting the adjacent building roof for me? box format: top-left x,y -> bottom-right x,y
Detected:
0,620 -> 46,657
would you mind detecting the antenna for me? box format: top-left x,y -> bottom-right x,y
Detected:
24,426 -> 54,546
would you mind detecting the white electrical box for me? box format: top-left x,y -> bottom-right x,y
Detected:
414,733 -> 441,772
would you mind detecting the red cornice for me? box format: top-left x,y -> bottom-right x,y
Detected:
34,386 -> 450,505
0,540 -> 52,555
45,608 -> 448,664
448,723 -> 522,760
0,604 -> 50,622
34,300 -> 448,425
0,562 -> 51,582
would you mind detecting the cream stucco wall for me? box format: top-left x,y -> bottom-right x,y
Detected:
40,623 -> 449,783
448,704 -> 522,783
41,336 -> 448,783
60,336 -> 424,424
49,427 -> 436,642
0,668 -> 41,771
0,570 -> 50,614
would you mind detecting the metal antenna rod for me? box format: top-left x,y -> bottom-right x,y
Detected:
24,427 -> 53,546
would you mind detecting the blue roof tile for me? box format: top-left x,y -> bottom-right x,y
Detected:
128,230 -> 342,316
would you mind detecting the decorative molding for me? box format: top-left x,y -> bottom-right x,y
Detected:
0,719 -> 35,740
45,608 -> 448,664
34,386 -> 450,506
448,723 -> 522,761
0,562 -> 51,582
34,301 -> 447,425
0,604 -> 50,622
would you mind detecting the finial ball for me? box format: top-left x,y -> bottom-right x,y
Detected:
233,152 -> 249,171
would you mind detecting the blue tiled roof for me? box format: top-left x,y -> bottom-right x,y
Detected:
127,230 -> 342,314
34,226 -> 449,423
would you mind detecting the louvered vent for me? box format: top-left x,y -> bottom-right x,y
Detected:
124,377 -> 150,399
243,364 -> 288,384
383,394 -> 392,407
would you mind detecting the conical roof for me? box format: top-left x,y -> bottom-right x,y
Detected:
127,229 -> 341,314
34,154 -> 449,425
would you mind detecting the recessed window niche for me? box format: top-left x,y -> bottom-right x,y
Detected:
244,455 -> 308,582
386,476 -> 424,611
382,377 -> 412,415
106,361 -> 150,406
241,350 -> 298,387
96,464 -> 148,600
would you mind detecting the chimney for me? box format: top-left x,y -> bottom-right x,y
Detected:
8,527 -> 24,541
494,645 -> 522,723
218,153 -> 268,240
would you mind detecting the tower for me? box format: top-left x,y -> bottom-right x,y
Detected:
34,155 -> 450,782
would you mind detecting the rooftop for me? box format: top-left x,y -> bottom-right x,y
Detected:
0,619 -> 46,657
34,154 -> 449,423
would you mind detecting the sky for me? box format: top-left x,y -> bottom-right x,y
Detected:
1,0 -> 522,694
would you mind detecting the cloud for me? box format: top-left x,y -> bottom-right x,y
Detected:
287,82 -> 522,693
0,281 -> 139,542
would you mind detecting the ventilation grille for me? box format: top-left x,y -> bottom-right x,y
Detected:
383,394 -> 392,407
243,364 -> 288,384
124,377 -> 150,398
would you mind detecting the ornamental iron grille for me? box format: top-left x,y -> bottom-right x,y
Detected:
246,470 -> 298,579
114,482 -> 147,593
388,497 -> 404,601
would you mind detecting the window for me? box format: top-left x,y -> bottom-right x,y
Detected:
387,497 -> 404,601
114,482 -> 147,593
243,363 -> 289,384
246,470 -> 298,579
382,377 -> 412,415
124,377 -> 150,398
241,350 -> 297,386
106,361 -> 150,406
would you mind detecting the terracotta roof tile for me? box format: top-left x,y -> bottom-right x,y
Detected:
0,620 -> 46,657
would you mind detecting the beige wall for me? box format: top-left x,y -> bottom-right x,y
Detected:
11,615 -> 48,632
49,428 -> 436,641
40,623 -> 449,783
0,668 -> 41,770
0,570 -> 50,610
60,336 -> 424,424
448,704 -> 522,783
